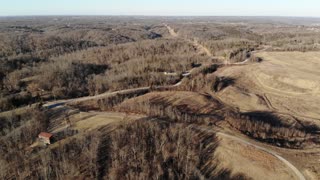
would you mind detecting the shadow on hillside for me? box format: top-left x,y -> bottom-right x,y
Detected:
213,77 -> 236,92
96,126 -> 112,180
241,111 -> 287,127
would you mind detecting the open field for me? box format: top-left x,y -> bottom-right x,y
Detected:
216,52 -> 320,124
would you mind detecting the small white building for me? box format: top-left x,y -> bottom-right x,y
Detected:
182,71 -> 191,77
163,72 -> 178,76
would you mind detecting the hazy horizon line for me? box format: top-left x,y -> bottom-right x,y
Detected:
1,14 -> 320,18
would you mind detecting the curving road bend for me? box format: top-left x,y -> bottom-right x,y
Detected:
217,132 -> 306,180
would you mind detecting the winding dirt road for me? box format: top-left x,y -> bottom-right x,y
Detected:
217,132 -> 306,180
192,124 -> 305,180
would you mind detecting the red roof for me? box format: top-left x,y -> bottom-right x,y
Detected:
39,132 -> 53,138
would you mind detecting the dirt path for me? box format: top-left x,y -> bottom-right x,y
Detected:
164,24 -> 178,37
165,24 -> 271,65
165,24 -> 212,57
190,39 -> 213,56
43,87 -> 150,109
231,46 -> 270,65
196,126 -> 306,180
262,93 -> 275,110
43,65 -> 193,109
218,132 -> 306,180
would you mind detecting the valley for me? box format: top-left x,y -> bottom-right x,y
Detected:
1,16 -> 320,179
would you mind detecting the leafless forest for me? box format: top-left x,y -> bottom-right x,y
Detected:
1,16 -> 320,179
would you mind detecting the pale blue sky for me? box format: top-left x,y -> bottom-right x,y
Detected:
0,0 -> 320,17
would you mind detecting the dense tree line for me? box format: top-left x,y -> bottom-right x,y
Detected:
1,38 -> 207,111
